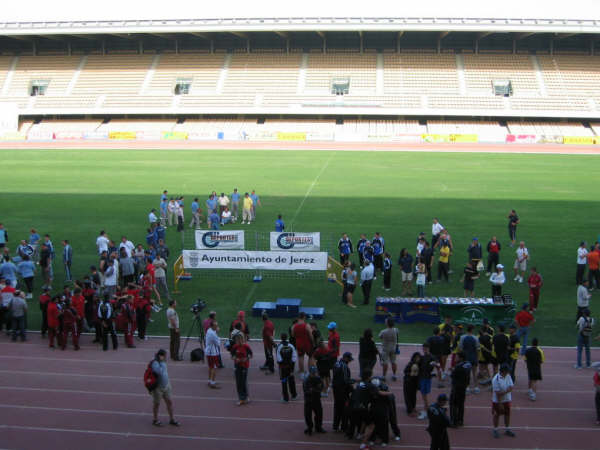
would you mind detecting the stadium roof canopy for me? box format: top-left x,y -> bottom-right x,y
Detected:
2,0 -> 600,36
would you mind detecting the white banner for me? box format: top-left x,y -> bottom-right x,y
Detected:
183,250 -> 328,271
195,230 -> 244,250
270,232 -> 320,251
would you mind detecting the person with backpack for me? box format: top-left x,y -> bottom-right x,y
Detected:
98,296 -> 118,351
458,325 -> 480,394
303,366 -> 326,435
146,349 -> 180,427
332,351 -> 354,432
575,309 -> 594,369
449,352 -> 471,427
277,333 -> 298,402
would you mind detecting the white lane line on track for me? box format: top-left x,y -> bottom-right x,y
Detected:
290,152 -> 334,227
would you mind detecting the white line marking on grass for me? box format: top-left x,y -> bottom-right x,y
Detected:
290,152 -> 334,227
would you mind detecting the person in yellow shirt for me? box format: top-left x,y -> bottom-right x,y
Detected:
438,245 -> 451,282
242,193 -> 254,225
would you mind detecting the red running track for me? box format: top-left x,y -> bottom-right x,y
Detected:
0,334 -> 598,450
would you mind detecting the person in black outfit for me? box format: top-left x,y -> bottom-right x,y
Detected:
303,366 -> 326,435
449,351 -> 471,427
403,352 -> 421,416
421,241 -> 434,284
358,328 -> 379,378
508,209 -> 519,247
369,377 -> 391,446
426,328 -> 445,385
277,333 -> 298,403
98,296 -> 118,351
332,351 -> 354,432
427,394 -> 451,450
492,324 -> 510,374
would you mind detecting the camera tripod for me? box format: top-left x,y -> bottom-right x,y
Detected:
179,313 -> 205,361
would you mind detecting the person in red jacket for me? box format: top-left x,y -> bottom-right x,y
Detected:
292,312 -> 314,374
229,310 -> 250,342
327,322 -> 341,359
39,288 -> 51,338
231,334 -> 253,405
47,296 -> 62,348
61,299 -> 80,350
71,288 -> 85,338
259,312 -> 275,374
515,303 -> 535,355
527,267 -> 543,312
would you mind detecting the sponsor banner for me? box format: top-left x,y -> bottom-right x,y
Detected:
367,134 -> 393,142
162,131 -> 188,140
0,131 -> 26,141
55,131 -> 83,140
538,135 -> 564,144
27,130 -> 54,141
392,134 -> 422,143
183,249 -> 328,271
478,132 -> 508,144
450,134 -> 478,143
563,136 -> 598,145
505,134 -> 536,144
188,131 -> 217,141
109,131 -> 137,140
270,232 -> 320,252
83,131 -> 109,140
195,230 -> 244,250
248,131 -> 278,141
335,131 -> 368,142
306,131 -> 335,141
276,132 -> 306,142
422,134 -> 451,143
135,131 -> 162,141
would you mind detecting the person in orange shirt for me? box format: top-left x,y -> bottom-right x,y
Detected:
587,243 -> 600,291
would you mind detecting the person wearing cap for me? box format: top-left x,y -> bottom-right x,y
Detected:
467,237 -> 482,268
150,348 -> 180,427
426,393 -> 451,450
327,322 -> 340,359
515,303 -> 535,354
491,363 -> 515,438
260,312 -> 275,374
332,351 -> 354,432
303,366 -> 326,435
490,264 -> 505,297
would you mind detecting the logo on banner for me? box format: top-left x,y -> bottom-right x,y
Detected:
189,252 -> 200,268
202,232 -> 240,248
276,233 -> 314,250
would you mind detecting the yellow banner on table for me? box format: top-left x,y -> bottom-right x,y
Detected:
109,131 -> 136,140
276,132 -> 306,142
422,134 -> 451,143
162,131 -> 188,140
450,134 -> 478,143
563,136 -> 597,145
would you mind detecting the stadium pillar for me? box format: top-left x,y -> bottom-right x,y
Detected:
210,40 -> 214,53
512,39 -> 516,54
32,40 -> 36,56
359,31 -> 363,54
474,39 -> 479,54
549,39 -> 554,55
102,40 -> 106,55
591,40 -> 595,56
67,41 -> 72,56
139,40 -> 143,55
437,38 -> 441,54
286,38 -> 290,54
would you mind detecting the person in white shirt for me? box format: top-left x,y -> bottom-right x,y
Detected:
205,321 -> 222,388
148,209 -> 158,225
167,199 -> 178,227
513,242 -> 529,283
103,259 -> 117,298
166,300 -> 180,361
577,242 -> 588,286
218,193 -> 230,216
119,236 -> 135,258
490,264 -> 505,297
96,231 -> 109,255
360,260 -> 375,305
431,218 -> 444,248
491,364 -> 515,438
153,256 -> 171,301
221,207 -> 232,226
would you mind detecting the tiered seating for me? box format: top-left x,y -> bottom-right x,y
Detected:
102,95 -> 172,108
99,119 -> 177,132
341,119 -> 426,135
305,53 -> 376,94
72,54 -> 153,94
538,55 -> 600,97
463,54 -> 539,95
178,94 -> 255,108
509,96 -> 590,112
507,121 -> 592,136
7,56 -> 80,97
0,56 -> 15,92
223,53 -> 301,94
384,54 -> 459,94
29,119 -> 101,133
33,95 -> 97,109
150,53 -> 224,94
428,95 -> 504,110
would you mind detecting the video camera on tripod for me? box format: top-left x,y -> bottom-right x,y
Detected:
190,299 -> 207,315
181,299 -> 208,362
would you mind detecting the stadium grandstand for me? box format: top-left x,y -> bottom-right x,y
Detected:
0,1 -> 600,144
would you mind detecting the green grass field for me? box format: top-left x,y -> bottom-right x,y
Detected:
2,149 -> 599,347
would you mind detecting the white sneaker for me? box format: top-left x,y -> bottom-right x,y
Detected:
514,276 -> 519,281
418,411 -> 427,420
241,221 -> 245,224
519,276 -> 524,283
